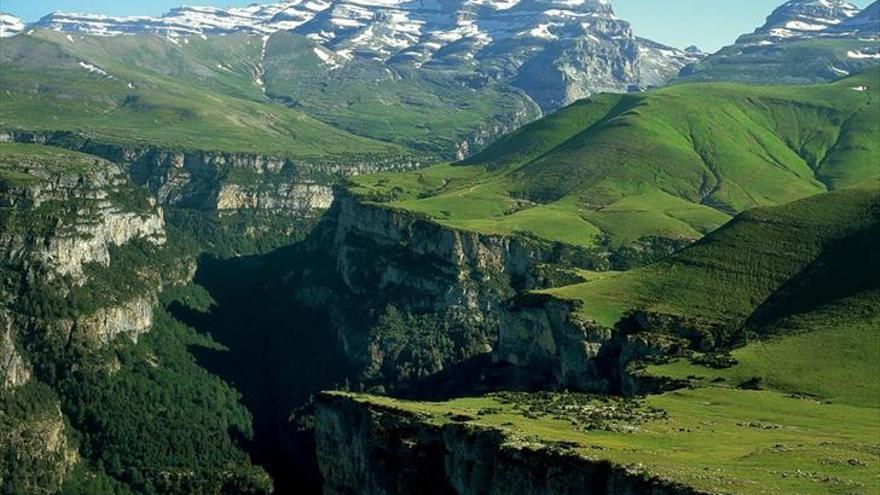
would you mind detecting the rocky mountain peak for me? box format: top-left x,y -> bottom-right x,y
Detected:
753,0 -> 860,39
0,12 -> 24,38
827,0 -> 880,37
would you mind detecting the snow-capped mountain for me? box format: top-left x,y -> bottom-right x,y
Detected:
749,0 -> 860,40
637,38 -> 704,88
732,0 -> 878,49
680,0 -> 879,84
0,13 -> 25,38
31,1 -> 331,36
827,1 -> 880,37
19,0 -> 697,110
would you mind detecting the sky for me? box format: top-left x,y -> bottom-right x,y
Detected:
2,0 -> 874,52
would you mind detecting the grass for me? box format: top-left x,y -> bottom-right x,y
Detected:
0,143 -> 108,184
337,290 -> 880,494
544,179 -> 880,327
647,293 -> 880,408
0,29 -> 543,161
263,32 -> 542,159
328,178 -> 880,494
350,69 -> 880,249
0,31 -> 411,161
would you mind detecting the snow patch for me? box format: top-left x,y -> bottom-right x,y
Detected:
78,61 -> 112,78
847,50 -> 880,59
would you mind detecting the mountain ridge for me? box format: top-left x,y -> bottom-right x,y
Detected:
3,1 -> 702,113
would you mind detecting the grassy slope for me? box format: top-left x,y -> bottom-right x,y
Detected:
0,143 -> 104,184
0,31 -> 409,160
546,179 -> 879,327
350,69 -> 880,248
263,32 -> 540,159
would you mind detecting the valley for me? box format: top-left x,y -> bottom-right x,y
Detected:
0,0 -> 879,494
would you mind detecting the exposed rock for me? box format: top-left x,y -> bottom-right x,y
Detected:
301,190 -> 607,386
0,147 -> 166,283
0,312 -> 30,389
216,182 -> 334,213
0,402 -> 78,494
62,296 -> 156,346
496,296 -> 613,392
0,130 -> 417,214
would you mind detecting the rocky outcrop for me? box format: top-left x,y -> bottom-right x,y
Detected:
0,402 -> 78,494
326,191 -> 600,315
42,207 -> 165,281
0,150 -> 166,283
302,191 -> 606,386
0,312 -> 30,389
496,299 -> 716,394
496,296 -> 614,392
315,393 -> 709,495
0,131 -> 417,214
60,296 -> 157,346
216,182 -> 334,213
454,105 -> 541,161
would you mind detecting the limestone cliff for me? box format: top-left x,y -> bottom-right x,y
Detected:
0,149 -> 165,283
0,312 -> 29,389
0,131 -> 416,215
496,299 -> 708,394
0,144 -> 183,491
496,296 -> 614,392
315,393 -> 708,495
299,190 -> 604,388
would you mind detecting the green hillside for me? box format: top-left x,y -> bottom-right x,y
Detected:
263,32 -> 540,158
351,69 -> 880,248
0,30 -> 541,161
0,31 -> 409,161
545,179 -> 880,329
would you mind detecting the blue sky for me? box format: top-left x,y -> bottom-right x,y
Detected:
3,0 -> 874,52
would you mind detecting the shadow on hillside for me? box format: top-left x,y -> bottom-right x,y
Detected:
169,251 -> 352,495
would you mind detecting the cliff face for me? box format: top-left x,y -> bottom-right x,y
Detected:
0,131 -> 416,215
453,106 -> 540,161
0,144 -> 175,361
0,144 -> 183,492
315,393 -> 707,495
0,401 -> 78,494
496,301 -> 709,394
0,151 -> 165,283
0,312 -> 30,388
496,297 -> 614,392
302,191 -> 604,387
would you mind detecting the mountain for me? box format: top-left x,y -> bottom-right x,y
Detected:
680,0 -> 880,84
0,13 -> 24,38
351,68 -> 880,253
828,0 -> 880,35
750,0 -> 861,40
6,0 -> 702,159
